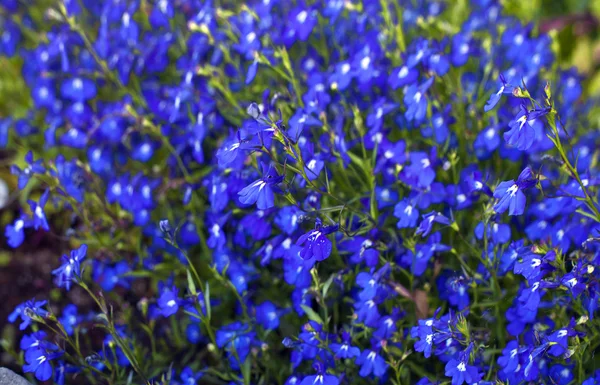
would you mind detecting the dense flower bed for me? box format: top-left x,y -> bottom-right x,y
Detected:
2,0 -> 600,384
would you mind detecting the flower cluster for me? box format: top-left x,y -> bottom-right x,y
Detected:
2,0 -> 600,385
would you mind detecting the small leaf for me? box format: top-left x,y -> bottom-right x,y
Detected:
300,305 -> 324,325
322,274 -> 336,298
187,269 -> 197,296
204,282 -> 212,319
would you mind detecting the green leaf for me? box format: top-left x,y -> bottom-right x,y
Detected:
300,305 -> 324,325
322,274 -> 335,298
204,282 -> 212,319
187,269 -> 197,296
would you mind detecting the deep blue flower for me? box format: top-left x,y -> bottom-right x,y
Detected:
60,77 -> 97,101
53,155 -> 85,203
444,346 -> 481,385
11,151 -> 45,190
330,331 -> 360,359
9,299 -> 48,330
356,345 -> 388,377
404,78 -> 434,123
158,285 -> 180,317
493,167 -> 536,216
484,74 -> 514,112
504,105 -> 551,151
255,301 -> 281,330
52,245 -> 87,291
389,65 -> 419,90
28,189 -> 50,231
6,214 -> 32,248
416,211 -> 452,237
394,199 -> 420,228
180,367 -> 203,385
296,222 -> 338,261
23,343 -> 63,381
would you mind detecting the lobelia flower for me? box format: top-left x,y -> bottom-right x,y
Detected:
546,323 -> 579,357
60,77 -> 97,101
216,321 -> 256,370
513,249 -> 555,282
52,245 -> 87,291
28,189 -> 50,231
296,221 -> 339,261
158,285 -> 181,317
9,299 -> 48,331
484,74 -> 514,112
5,214 -> 32,248
388,64 -> 419,90
355,342 -> 388,377
255,301 -> 282,330
299,362 -> 339,385
404,77 -> 435,123
394,199 -> 420,229
179,367 -> 203,385
330,331 -> 361,359
11,151 -> 46,190
504,105 -> 550,151
444,344 -> 481,385
493,166 -> 537,216
238,163 -> 283,210
416,211 -> 452,237
23,342 -> 63,381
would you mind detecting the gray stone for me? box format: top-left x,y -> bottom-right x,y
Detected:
0,368 -> 33,385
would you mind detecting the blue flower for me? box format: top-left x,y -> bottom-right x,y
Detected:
444,347 -> 481,385
404,77 -> 434,123
394,199 -> 420,228
330,331 -> 360,359
356,344 -> 388,377
296,222 -> 338,261
255,301 -> 281,330
411,319 -> 434,358
238,165 -> 283,210
60,77 -> 97,101
53,155 -> 85,203
389,65 -> 419,90
180,367 -> 203,385
9,299 -> 48,331
493,167 -> 536,216
6,215 -> 31,248
52,245 -> 87,291
504,105 -> 550,151
416,211 -> 452,237
23,343 -> 63,381
484,74 -> 514,112
10,151 -> 45,190
158,286 -> 180,317
28,189 -> 50,231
